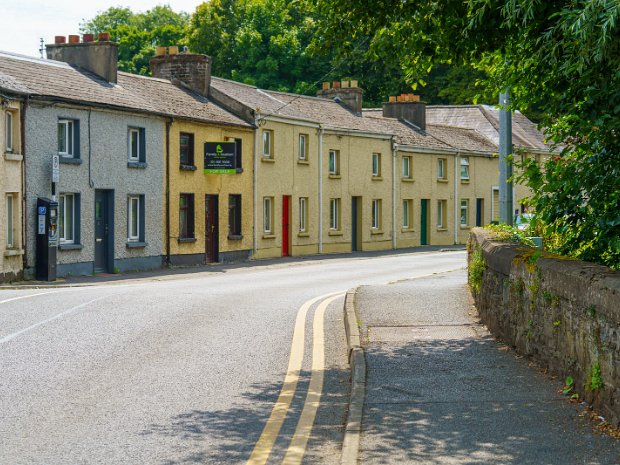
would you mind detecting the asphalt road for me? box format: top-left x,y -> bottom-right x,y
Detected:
0,249 -> 466,465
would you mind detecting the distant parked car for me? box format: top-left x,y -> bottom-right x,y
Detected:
515,213 -> 533,231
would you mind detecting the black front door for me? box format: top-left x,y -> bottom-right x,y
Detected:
95,190 -> 112,272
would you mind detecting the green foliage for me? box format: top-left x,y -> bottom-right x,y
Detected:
313,0 -> 620,269
80,6 -> 189,75
485,224 -> 533,245
587,362 -> 604,392
468,246 -> 485,294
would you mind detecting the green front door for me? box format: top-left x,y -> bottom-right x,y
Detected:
420,199 -> 429,245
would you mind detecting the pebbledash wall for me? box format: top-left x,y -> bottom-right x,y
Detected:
24,103 -> 164,277
468,228 -> 620,426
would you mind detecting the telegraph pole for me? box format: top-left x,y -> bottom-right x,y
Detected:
499,91 -> 513,225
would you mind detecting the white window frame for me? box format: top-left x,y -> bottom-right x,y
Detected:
299,197 -> 307,232
5,111 -> 13,152
299,134 -> 307,161
128,196 -> 140,241
128,128 -> 140,162
59,193 -> 75,243
372,199 -> 381,229
329,198 -> 340,230
262,130 -> 272,158
6,194 -> 14,248
263,197 -> 273,234
372,153 -> 381,177
460,199 -> 469,226
403,199 -> 412,229
402,156 -> 411,178
58,119 -> 74,157
437,158 -> 446,179
460,157 -> 470,180
437,199 -> 446,229
328,150 -> 339,175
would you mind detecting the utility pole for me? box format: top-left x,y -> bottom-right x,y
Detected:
499,91 -> 513,225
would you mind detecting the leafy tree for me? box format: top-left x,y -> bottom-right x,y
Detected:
313,0 -> 620,268
80,5 -> 189,75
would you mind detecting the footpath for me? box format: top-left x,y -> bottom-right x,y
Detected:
346,269 -> 619,464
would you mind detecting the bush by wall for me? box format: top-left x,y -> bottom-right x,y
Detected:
468,228 -> 620,426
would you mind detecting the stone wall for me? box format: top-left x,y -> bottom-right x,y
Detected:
468,228 -> 620,426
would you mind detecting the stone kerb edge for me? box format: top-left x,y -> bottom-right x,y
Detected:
341,287 -> 366,465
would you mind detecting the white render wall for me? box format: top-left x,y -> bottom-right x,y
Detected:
24,103 -> 164,276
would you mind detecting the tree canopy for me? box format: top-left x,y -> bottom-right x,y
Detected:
312,0 -> 620,267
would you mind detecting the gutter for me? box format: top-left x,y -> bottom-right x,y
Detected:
318,125 -> 324,254
165,117 -> 172,266
20,95 -> 28,271
253,112 -> 260,258
392,138 -> 397,250
454,153 -> 459,244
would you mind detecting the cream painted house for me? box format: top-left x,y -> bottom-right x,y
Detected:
1,97 -> 24,281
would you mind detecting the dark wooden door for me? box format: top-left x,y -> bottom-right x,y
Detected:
282,196 -> 290,257
351,197 -> 362,251
205,195 -> 219,263
476,198 -> 484,227
420,199 -> 429,246
95,190 -> 110,272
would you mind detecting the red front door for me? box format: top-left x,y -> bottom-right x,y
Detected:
282,196 -> 291,257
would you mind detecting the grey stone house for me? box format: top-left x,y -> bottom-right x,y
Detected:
0,38 -> 248,278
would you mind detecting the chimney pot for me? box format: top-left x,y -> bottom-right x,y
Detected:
98,32 -> 110,42
54,36 -> 66,44
169,46 -> 179,55
350,80 -> 358,88
413,94 -> 420,102
68,35 -> 79,44
341,80 -> 350,88
322,82 -> 330,90
156,46 -> 166,57
332,81 -> 341,89
82,33 -> 94,43
389,96 -> 396,103
316,80 -> 364,115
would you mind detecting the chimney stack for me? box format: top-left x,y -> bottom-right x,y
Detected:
317,80 -> 364,115
46,33 -> 118,83
382,94 -> 426,130
150,47 -> 212,97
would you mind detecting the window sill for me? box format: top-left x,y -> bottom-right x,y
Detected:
180,164 -> 197,171
178,237 -> 196,243
298,232 -> 310,237
59,243 -> 83,251
436,227 -> 448,232
297,159 -> 309,165
262,234 -> 276,239
261,157 -> 275,163
228,234 -> 243,241
401,228 -> 415,233
328,174 -> 341,179
4,152 -> 23,161
460,179 -> 470,184
4,248 -> 24,257
371,176 -> 383,181
235,167 -> 244,173
370,229 -> 384,235
460,225 -> 471,230
60,157 -> 82,165
328,230 -> 343,236
437,178 -> 449,183
127,161 -> 147,169
126,241 -> 147,248
401,177 -> 414,183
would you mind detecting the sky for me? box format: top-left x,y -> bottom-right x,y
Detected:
0,1 -> 205,57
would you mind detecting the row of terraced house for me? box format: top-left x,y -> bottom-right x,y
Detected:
0,35 -> 554,281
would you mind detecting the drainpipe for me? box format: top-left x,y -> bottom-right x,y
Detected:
391,137 -> 397,250
253,113 -> 260,258
165,117 -> 172,266
20,96 -> 28,273
454,152 -> 459,244
318,125 -> 324,254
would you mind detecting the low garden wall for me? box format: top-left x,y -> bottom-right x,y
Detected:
468,228 -> 620,425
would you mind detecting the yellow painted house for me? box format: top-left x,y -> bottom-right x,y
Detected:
1,97 -> 24,281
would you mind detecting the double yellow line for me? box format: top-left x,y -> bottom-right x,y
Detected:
246,291 -> 344,465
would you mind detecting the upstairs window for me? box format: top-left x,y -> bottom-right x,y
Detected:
437,158 -> 446,180
372,153 -> 381,177
329,150 -> 340,175
460,157 -> 470,180
128,127 -> 146,163
5,111 -> 13,152
58,119 -> 79,158
299,134 -> 308,161
180,132 -> 195,167
402,156 -> 412,179
225,136 -> 243,171
262,130 -> 273,158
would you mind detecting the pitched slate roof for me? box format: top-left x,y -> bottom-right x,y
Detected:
0,51 -> 250,128
426,105 -> 553,152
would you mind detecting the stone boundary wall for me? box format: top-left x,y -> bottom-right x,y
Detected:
468,228 -> 620,425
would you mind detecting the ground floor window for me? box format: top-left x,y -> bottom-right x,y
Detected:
437,199 -> 447,229
179,193 -> 195,239
263,197 -> 274,234
299,197 -> 308,232
329,198 -> 340,230
371,199 -> 382,229
229,194 -> 242,237
403,199 -> 413,229
128,195 -> 145,242
460,199 -> 469,226
59,193 -> 77,244
6,194 -> 14,248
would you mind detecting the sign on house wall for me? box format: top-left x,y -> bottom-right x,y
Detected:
204,142 -> 236,174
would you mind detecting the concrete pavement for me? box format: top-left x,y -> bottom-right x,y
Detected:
351,270 -> 619,464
